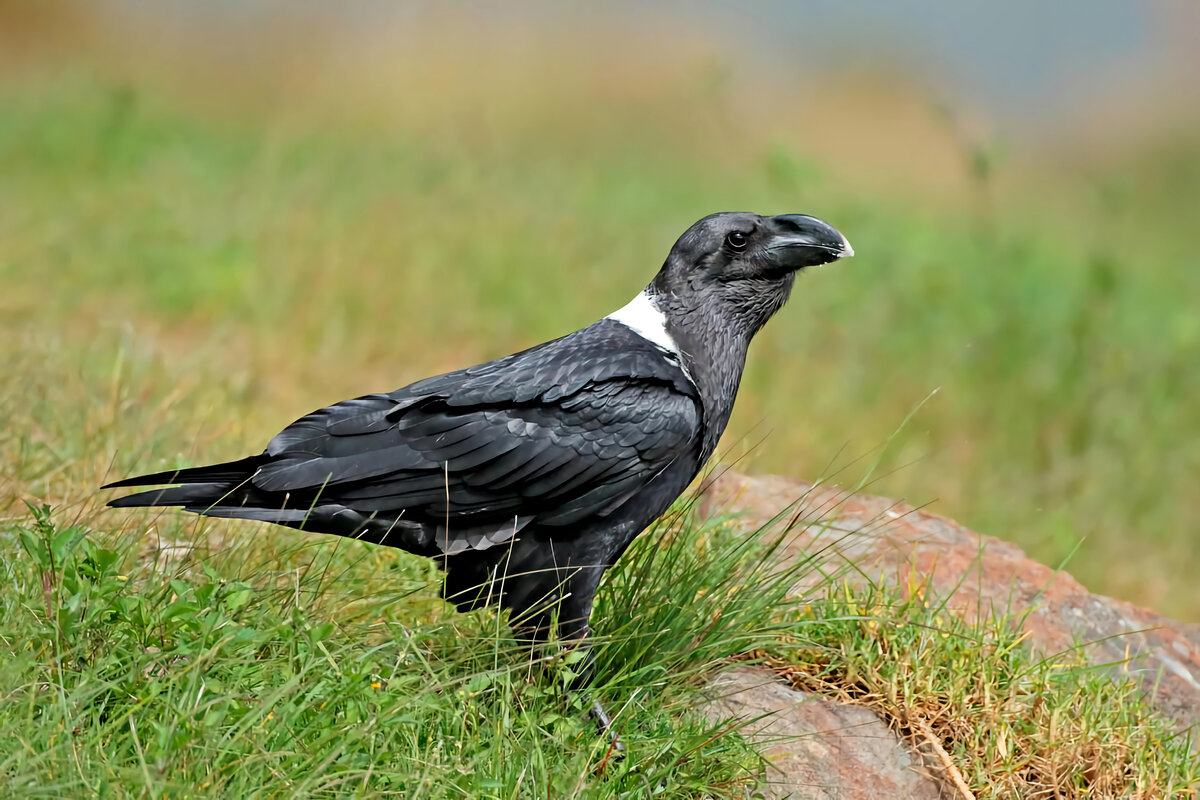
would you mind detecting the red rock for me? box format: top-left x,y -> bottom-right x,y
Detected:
701,667 -> 945,800
696,469 -> 1200,731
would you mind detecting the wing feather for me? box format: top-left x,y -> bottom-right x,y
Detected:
244,321 -> 700,555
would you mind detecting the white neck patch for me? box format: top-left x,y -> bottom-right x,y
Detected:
605,290 -> 681,357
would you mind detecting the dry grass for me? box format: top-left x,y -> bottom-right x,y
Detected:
745,594 -> 1198,799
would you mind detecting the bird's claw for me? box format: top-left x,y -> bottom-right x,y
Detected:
589,698 -> 624,753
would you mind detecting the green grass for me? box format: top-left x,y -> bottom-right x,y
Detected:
1,58 -> 1199,797
3,494 -> 1195,796
1,499 -> 784,797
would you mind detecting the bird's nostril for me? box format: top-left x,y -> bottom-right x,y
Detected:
771,214 -> 822,234
773,216 -> 800,233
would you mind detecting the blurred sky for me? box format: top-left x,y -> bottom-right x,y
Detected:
105,0 -> 1199,137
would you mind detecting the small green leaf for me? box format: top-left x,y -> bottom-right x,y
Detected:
225,588 -> 253,611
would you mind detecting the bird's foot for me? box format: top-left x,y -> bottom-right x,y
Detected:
589,698 -> 624,753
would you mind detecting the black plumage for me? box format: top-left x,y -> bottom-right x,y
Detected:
104,212 -> 852,716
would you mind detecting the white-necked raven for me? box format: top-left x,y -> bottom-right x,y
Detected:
105,211 -> 852,729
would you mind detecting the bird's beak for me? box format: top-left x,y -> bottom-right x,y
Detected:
763,214 -> 854,271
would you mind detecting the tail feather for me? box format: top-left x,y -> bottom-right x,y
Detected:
103,454 -> 267,510
107,482 -> 244,509
102,455 -> 266,490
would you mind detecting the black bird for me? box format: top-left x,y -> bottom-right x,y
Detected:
104,211 -> 851,727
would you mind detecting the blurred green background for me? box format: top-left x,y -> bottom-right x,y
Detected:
2,2 -> 1197,617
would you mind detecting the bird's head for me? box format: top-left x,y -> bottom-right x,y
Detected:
650,212 -> 853,342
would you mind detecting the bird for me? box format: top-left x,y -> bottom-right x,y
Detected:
104,211 -> 852,732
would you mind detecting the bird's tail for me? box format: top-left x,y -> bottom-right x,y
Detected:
103,455 -> 266,510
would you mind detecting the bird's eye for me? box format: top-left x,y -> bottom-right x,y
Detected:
725,231 -> 749,251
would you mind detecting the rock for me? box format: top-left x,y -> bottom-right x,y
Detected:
700,667 -> 946,800
696,469 -> 1200,731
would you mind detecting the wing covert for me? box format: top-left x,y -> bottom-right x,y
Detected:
250,322 -> 701,555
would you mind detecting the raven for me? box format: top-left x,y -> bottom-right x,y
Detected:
104,211 -> 851,727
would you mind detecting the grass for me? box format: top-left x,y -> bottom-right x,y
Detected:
3,494 -> 1196,796
0,502 -> 768,797
1,27 -> 1199,797
754,592 -> 1199,798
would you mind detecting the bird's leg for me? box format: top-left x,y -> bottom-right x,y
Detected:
560,632 -> 622,752
510,563 -> 623,749
557,600 -> 625,752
